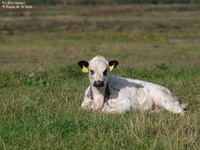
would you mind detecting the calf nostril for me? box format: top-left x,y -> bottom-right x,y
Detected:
100,81 -> 104,86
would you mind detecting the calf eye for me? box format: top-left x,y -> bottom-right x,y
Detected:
103,69 -> 107,76
90,70 -> 94,75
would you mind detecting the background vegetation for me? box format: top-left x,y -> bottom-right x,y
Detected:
25,0 -> 200,5
0,3 -> 200,150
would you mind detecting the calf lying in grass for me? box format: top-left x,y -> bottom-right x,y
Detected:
78,56 -> 187,115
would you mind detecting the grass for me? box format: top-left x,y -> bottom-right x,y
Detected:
0,4 -> 200,150
1,32 -> 200,69
0,65 -> 200,149
1,5 -> 200,69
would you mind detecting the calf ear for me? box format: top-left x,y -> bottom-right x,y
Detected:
108,60 -> 119,71
78,60 -> 89,73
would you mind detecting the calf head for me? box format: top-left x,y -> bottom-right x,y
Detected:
78,56 -> 118,90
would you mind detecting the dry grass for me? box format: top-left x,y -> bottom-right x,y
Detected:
1,5 -> 200,69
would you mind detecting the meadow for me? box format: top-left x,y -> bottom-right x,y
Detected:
0,4 -> 200,149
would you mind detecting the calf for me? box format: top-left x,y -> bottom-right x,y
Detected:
78,56 -> 187,115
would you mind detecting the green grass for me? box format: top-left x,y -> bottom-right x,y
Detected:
0,4 -> 200,149
0,65 -> 200,149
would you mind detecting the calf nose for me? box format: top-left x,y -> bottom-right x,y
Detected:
93,81 -> 104,88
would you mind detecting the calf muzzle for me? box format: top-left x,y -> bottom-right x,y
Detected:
93,81 -> 104,88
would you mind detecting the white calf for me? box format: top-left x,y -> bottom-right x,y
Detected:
78,56 -> 187,115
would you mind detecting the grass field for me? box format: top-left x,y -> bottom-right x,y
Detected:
0,4 -> 200,149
